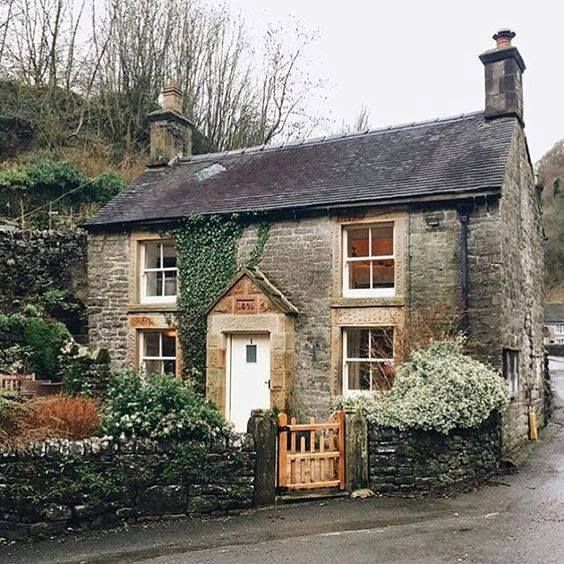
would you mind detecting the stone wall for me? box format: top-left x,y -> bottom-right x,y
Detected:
368,417 -> 501,494
497,126 -> 545,454
408,207 -> 462,315
0,433 -> 255,540
87,231 -> 130,369
0,229 -> 87,338
238,219 -> 334,419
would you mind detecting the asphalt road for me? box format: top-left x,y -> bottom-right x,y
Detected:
3,371 -> 564,564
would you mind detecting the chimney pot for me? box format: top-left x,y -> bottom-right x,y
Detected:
161,81 -> 183,114
493,29 -> 516,48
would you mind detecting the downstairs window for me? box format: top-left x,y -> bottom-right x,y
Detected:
139,330 -> 177,376
342,327 -> 394,396
503,349 -> 520,397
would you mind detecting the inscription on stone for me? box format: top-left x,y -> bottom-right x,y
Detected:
129,316 -> 155,327
236,299 -> 256,313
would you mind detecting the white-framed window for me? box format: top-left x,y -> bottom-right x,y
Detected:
139,329 -> 177,375
555,323 -> 564,335
503,349 -> 519,397
139,241 -> 177,303
342,327 -> 395,396
343,223 -> 395,297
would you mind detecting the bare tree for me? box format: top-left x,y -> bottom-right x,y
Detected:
0,0 -> 16,66
0,0 -> 324,160
339,104 -> 371,135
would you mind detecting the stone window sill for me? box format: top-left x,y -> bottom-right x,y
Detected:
128,303 -> 178,313
330,297 -> 405,308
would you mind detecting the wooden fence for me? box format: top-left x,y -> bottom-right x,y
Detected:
0,374 -> 35,393
277,411 -> 345,490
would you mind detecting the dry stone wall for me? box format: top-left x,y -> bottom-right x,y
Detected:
0,433 -> 255,541
0,229 -> 87,336
368,416 -> 502,494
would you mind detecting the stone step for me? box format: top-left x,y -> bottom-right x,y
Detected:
276,488 -> 349,504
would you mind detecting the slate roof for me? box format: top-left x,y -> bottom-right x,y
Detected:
545,304 -> 564,323
86,112 -> 517,229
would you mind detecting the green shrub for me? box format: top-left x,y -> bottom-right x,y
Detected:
61,355 -> 95,396
333,339 -> 509,434
23,316 -> 70,380
102,370 -> 227,442
0,313 -> 70,380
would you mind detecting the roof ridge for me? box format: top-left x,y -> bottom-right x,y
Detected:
183,110 -> 485,163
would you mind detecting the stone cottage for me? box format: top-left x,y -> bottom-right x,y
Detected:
86,31 -> 544,452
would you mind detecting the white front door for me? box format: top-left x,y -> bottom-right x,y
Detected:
229,334 -> 271,432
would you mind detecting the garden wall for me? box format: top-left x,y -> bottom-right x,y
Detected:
0,229 -> 87,338
0,432 -> 255,540
367,416 -> 501,494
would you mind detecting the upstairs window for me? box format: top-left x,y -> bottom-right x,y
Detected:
503,349 -> 520,397
343,327 -> 394,396
139,330 -> 177,375
343,223 -> 395,297
140,241 -> 177,303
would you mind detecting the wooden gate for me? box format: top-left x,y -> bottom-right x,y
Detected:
277,411 -> 345,490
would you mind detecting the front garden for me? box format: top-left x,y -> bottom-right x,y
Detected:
0,371 -> 256,541
0,320 -> 512,540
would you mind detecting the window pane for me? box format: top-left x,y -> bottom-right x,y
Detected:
164,272 -> 177,296
371,259 -> 394,289
347,329 -> 370,359
349,260 -> 371,289
371,224 -> 393,256
146,271 -> 163,296
347,228 -> 369,258
162,243 -> 177,268
144,359 -> 162,375
246,344 -> 257,363
144,332 -> 160,357
372,362 -> 395,391
163,360 -> 176,375
347,362 -> 371,391
371,328 -> 394,359
144,243 -> 161,269
162,333 -> 176,357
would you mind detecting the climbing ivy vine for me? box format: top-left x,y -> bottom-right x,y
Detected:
174,215 -> 270,392
247,222 -> 271,269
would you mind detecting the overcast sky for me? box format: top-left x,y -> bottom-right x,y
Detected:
220,0 -> 563,162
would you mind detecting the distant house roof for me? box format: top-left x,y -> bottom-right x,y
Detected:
545,304 -> 564,323
86,112 -> 518,229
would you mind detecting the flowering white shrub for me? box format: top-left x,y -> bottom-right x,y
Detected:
102,370 -> 228,442
333,339 -> 509,434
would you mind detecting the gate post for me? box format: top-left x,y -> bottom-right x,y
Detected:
247,409 -> 277,506
344,407 -> 369,492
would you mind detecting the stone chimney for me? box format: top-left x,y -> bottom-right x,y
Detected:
148,82 -> 193,166
479,29 -> 526,125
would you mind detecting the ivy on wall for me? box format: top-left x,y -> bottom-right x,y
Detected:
174,215 -> 270,392
247,222 -> 270,269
